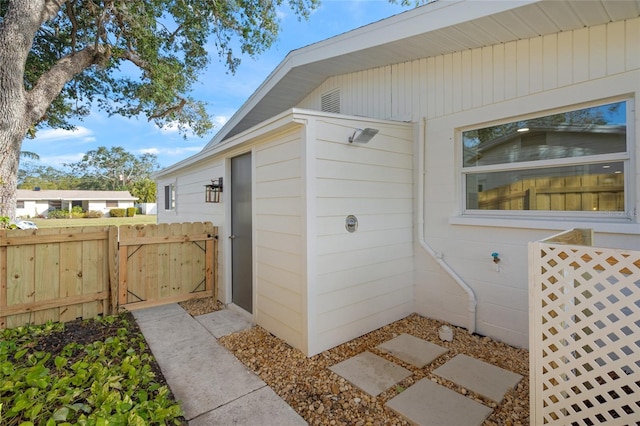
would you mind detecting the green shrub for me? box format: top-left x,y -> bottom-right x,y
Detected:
70,205 -> 85,218
85,210 -> 104,218
48,209 -> 69,219
126,207 -> 137,217
109,208 -> 126,217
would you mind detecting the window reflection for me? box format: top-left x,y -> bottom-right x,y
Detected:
463,101 -> 628,212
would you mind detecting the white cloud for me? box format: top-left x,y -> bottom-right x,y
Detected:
158,121 -> 183,134
138,146 -> 204,157
214,115 -> 229,127
139,148 -> 160,155
33,126 -> 96,143
38,153 -> 86,168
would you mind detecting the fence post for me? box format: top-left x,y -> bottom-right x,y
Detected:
118,243 -> 128,308
108,226 -> 118,314
0,230 -> 6,328
205,239 -> 214,292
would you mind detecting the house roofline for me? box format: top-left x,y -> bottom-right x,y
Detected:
203,0 -> 540,148
154,108 -> 411,178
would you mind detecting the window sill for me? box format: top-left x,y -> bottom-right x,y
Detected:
449,215 -> 640,235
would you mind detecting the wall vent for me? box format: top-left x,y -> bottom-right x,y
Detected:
321,89 -> 340,114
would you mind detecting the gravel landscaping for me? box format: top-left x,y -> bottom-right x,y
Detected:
179,297 -> 530,425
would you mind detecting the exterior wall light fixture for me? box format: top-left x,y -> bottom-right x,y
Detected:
349,128 -> 379,143
205,178 -> 223,203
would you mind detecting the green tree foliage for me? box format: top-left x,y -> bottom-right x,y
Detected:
464,103 -> 622,149
19,148 -> 158,202
130,178 -> 157,203
18,163 -> 80,189
66,146 -> 159,191
0,0 -> 320,219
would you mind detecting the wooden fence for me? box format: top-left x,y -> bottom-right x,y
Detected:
0,222 -> 217,329
478,173 -> 624,211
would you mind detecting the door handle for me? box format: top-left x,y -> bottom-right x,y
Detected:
229,235 -> 237,239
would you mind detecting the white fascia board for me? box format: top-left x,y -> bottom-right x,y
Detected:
154,109 -> 307,178
154,108 -> 412,178
204,0 -> 539,149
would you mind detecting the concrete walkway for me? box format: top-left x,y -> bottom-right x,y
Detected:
134,306 -> 523,425
132,304 -> 306,425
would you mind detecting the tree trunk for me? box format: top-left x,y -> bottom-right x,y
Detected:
0,1 -> 70,221
0,1 -> 44,220
0,128 -> 28,221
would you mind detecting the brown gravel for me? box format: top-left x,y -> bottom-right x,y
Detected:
218,313 -> 529,426
179,296 -> 225,316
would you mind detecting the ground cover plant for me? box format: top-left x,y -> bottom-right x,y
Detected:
0,313 -> 185,425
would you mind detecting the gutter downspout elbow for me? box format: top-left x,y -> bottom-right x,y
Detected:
417,118 -> 476,334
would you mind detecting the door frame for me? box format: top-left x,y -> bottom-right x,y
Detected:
224,149 -> 256,317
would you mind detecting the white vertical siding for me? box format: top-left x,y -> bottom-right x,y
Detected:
310,118 -> 414,355
298,17 -> 640,349
300,18 -> 640,123
254,130 -> 306,351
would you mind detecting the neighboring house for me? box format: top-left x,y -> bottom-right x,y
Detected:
16,189 -> 138,218
154,0 -> 640,356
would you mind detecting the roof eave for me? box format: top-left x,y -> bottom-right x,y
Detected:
203,0 -> 541,149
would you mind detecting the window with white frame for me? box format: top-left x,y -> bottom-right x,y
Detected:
462,99 -> 631,217
164,184 -> 175,210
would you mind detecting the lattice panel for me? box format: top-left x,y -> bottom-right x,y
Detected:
530,242 -> 640,426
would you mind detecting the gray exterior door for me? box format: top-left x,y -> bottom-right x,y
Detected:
230,152 -> 253,313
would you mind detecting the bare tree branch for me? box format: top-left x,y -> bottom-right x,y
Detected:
64,0 -> 78,50
148,97 -> 187,121
25,44 -> 111,124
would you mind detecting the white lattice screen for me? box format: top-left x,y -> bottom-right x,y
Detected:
530,234 -> 640,425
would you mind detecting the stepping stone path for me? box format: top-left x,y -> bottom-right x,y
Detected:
329,333 -> 523,426
329,352 -> 412,396
433,354 -> 523,403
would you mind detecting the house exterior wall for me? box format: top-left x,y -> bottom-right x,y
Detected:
15,200 -> 41,218
87,201 -> 136,215
309,117 -> 414,355
157,159 -> 227,299
254,129 -> 306,352
16,199 -> 136,218
299,18 -> 640,348
155,112 -> 414,356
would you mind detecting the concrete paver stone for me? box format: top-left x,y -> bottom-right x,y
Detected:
195,309 -> 254,338
132,303 -> 187,323
135,311 -> 208,352
329,351 -> 412,396
386,378 -> 493,426
189,386 -> 307,426
133,304 -> 307,424
157,338 -> 265,420
433,354 -> 523,403
376,333 -> 449,368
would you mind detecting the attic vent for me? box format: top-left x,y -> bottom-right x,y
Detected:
321,89 -> 340,114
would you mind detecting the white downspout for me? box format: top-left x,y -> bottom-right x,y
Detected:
417,118 -> 476,334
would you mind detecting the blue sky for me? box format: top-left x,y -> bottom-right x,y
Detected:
23,1 -> 415,170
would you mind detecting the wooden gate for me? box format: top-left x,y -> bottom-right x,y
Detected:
116,222 -> 217,310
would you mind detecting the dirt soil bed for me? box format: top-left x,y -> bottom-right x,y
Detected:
219,314 -> 529,426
